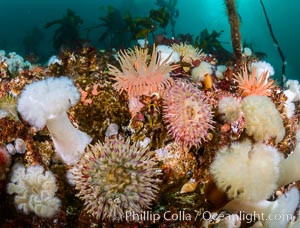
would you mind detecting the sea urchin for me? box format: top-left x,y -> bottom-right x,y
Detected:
72,137 -> 160,221
163,80 -> 214,148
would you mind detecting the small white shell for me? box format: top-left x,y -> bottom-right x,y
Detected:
14,138 -> 26,154
105,123 -> 119,137
6,143 -> 16,155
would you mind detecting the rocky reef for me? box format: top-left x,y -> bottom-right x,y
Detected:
0,43 -> 300,228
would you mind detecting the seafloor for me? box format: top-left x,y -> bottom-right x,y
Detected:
0,42 -> 300,228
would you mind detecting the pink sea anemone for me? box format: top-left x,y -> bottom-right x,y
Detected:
108,45 -> 178,97
163,80 -> 214,148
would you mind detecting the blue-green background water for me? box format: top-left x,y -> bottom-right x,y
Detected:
0,0 -> 299,80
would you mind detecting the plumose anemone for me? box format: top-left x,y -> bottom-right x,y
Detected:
72,137 -> 160,221
210,140 -> 283,201
218,96 -> 241,123
241,95 -> 285,143
163,80 -> 214,148
224,187 -> 299,227
7,163 -> 61,218
17,76 -> 92,165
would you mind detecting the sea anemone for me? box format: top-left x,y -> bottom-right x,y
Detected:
17,76 -> 92,165
285,79 -> 300,101
242,47 -> 252,57
216,214 -> 241,228
163,80 -> 214,148
137,38 -> 148,48
210,140 -> 283,201
241,95 -> 285,143
224,187 -> 299,227
218,96 -> 242,123
0,94 -> 18,120
2,51 -> 32,75
215,65 -> 227,79
108,45 -> 178,97
283,89 -> 296,119
250,61 -> 275,79
234,64 -> 274,97
72,137 -> 160,221
278,142 -> 300,186
171,42 -> 202,64
156,45 -> 180,64
7,163 -> 61,218
191,61 -> 213,82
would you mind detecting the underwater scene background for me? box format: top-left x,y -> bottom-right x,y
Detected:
1,0 -> 300,227
0,0 -> 299,79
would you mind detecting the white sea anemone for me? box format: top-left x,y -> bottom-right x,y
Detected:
7,163 -> 61,218
4,51 -> 32,74
251,61 -> 275,79
285,79 -> 300,102
47,55 -> 62,66
171,42 -> 202,64
156,44 -> 180,64
210,140 -> 283,201
218,97 -> 242,123
242,47 -> 252,57
284,89 -> 296,118
224,187 -> 299,228
278,142 -> 300,186
17,76 -> 92,165
191,61 -> 213,82
216,214 -> 241,228
137,38 -> 148,48
215,65 -> 227,79
241,95 -> 285,143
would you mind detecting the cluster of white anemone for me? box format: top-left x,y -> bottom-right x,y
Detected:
0,50 -> 32,74
242,95 -> 285,143
212,74 -> 300,227
210,133 -> 300,227
7,163 -> 61,218
218,96 -> 242,123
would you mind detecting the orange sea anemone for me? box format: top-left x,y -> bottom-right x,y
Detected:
108,45 -> 178,97
234,64 -> 274,97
